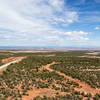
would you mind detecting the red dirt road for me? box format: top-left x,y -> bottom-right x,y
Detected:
45,62 -> 100,95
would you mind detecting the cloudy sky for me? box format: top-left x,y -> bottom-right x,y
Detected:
0,0 -> 100,48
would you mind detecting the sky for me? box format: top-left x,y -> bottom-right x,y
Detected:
0,0 -> 100,48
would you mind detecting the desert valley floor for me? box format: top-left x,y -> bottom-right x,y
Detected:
0,50 -> 100,100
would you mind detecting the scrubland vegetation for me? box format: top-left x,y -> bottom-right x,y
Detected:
0,50 -> 100,100
51,57 -> 100,88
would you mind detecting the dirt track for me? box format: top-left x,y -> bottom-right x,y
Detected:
22,62 -> 100,99
2,57 -> 25,64
1,61 -> 100,99
44,62 -> 100,95
0,57 -> 26,72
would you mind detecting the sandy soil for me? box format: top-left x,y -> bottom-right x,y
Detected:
78,55 -> 100,58
22,85 -> 66,100
2,56 -> 26,64
82,69 -> 100,71
86,52 -> 100,55
0,56 -> 26,73
9,50 -> 54,53
0,67 -> 6,74
22,88 -> 56,100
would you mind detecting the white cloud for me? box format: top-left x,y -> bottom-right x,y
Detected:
0,0 -> 90,46
51,30 -> 89,40
47,36 -> 59,41
0,0 -> 78,32
94,26 -> 100,30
